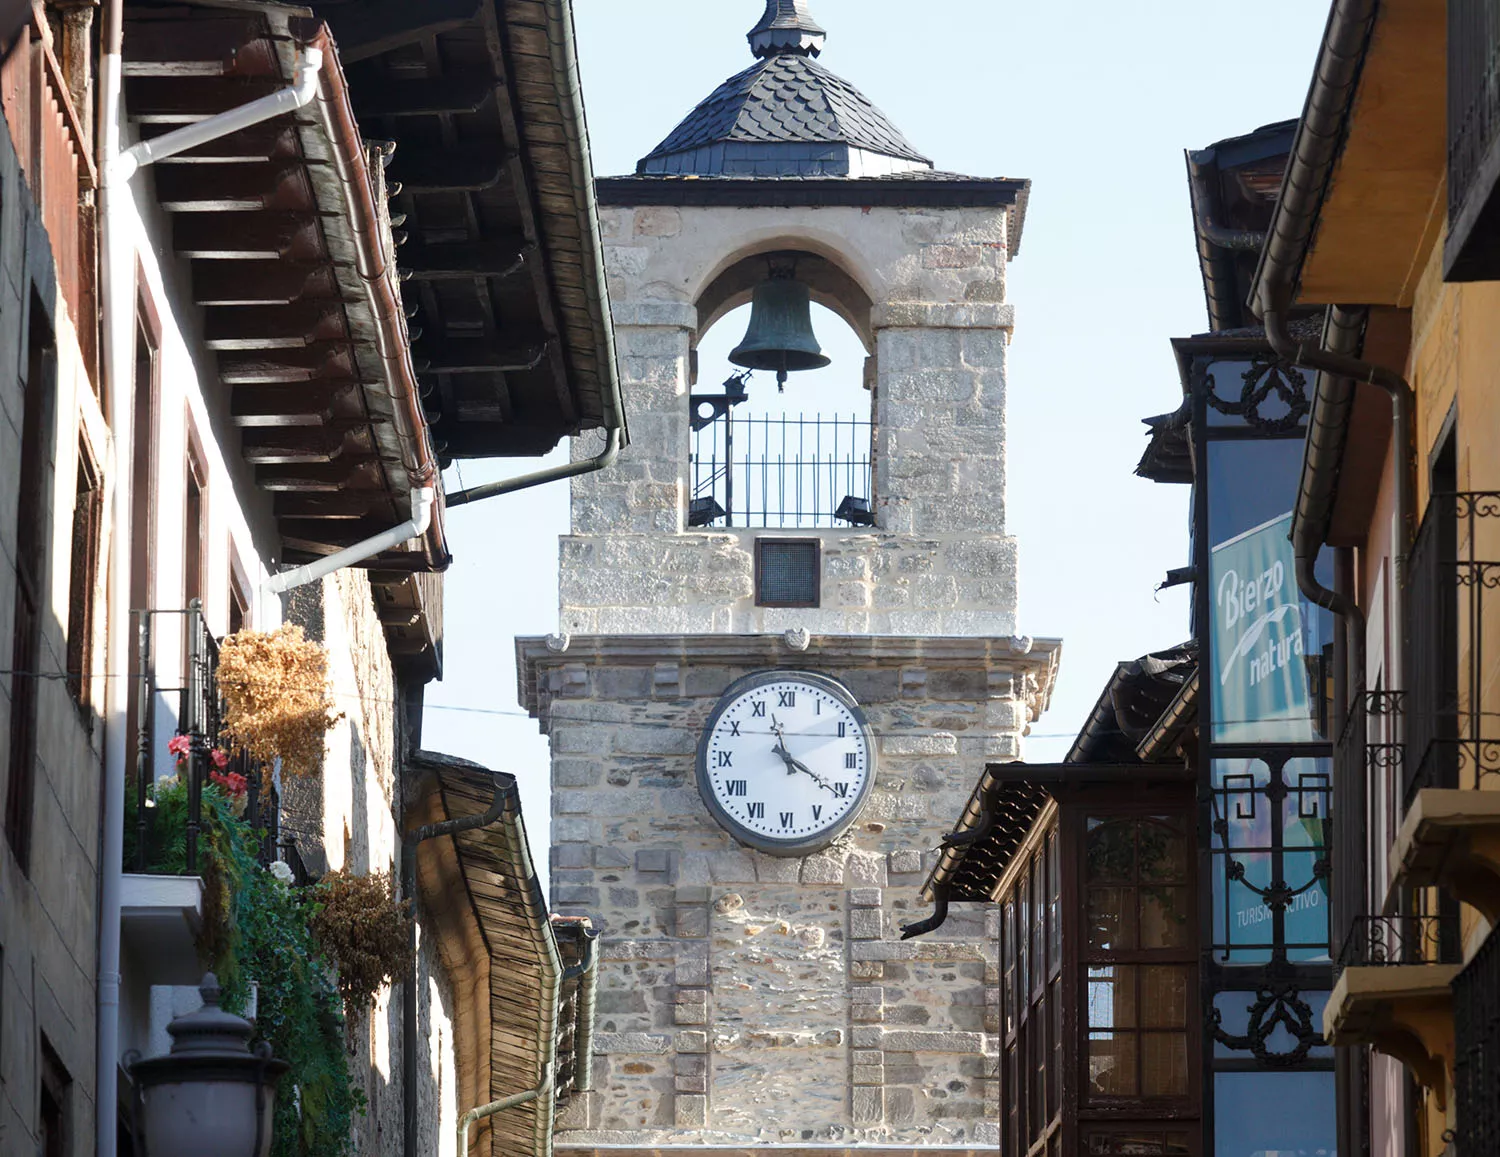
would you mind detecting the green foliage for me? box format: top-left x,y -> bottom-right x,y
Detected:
122,771 -> 365,1157
308,870 -> 413,1008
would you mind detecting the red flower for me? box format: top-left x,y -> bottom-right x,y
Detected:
167,734 -> 190,758
210,748 -> 230,771
209,769 -> 248,798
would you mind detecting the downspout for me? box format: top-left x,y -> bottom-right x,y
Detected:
899,891 -> 950,940
401,774 -> 513,1157
96,1 -> 125,1153
553,918 -> 599,1093
265,486 -> 434,597
458,1066 -> 554,1157
447,428 -> 622,507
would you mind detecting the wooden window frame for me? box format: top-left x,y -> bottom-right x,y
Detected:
66,432 -> 102,713
183,418 -> 209,613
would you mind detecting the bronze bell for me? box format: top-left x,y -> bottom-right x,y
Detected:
729,273 -> 830,389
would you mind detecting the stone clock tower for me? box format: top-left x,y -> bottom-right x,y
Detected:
519,3 -> 1059,1152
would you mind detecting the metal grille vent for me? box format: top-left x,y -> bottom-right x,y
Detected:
755,538 -> 821,607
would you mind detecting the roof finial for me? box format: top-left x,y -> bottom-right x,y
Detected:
748,0 -> 826,59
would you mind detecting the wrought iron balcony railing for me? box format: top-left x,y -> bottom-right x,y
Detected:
1453,925 -> 1500,1155
1403,491 -> 1500,808
690,410 -> 873,529
1446,0 -> 1500,280
1335,914 -> 1462,978
130,602 -> 308,881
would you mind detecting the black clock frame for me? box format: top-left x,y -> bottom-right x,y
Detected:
695,669 -> 877,858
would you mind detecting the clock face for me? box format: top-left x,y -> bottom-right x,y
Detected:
696,671 -> 875,857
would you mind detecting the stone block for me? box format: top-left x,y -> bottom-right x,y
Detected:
554,885 -> 600,906
553,818 -> 591,843
552,845 -> 591,870
753,854 -> 800,883
675,908 -> 708,939
975,1122 -> 1001,1146
850,961 -> 885,980
675,958 -> 709,988
886,1087 -> 916,1125
553,759 -> 602,788
881,734 -> 959,756
674,1053 -> 707,1094
674,1094 -> 707,1128
594,846 -> 630,869
675,1031 -> 708,1053
852,1063 -> 885,1086
708,852 -> 756,883
847,854 -> 887,886
852,1027 -> 883,1048
888,849 -> 922,875
850,985 -> 884,1006
676,885 -> 711,905
851,1086 -> 883,1124
849,888 -> 883,908
674,989 -> 709,1025
636,849 -> 672,873
594,666 -> 654,700
800,853 -> 845,885
594,1032 -> 670,1054
880,1030 -> 986,1054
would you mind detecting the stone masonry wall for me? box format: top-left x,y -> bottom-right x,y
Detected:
528,637 -> 1059,1149
561,203 -> 1018,638
0,103 -> 107,1156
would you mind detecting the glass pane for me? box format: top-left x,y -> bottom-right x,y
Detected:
1019,867 -> 1030,995
1049,980 -> 1062,1116
1140,966 -> 1189,1028
1087,818 -> 1136,882
1206,440 -> 1333,743
1283,762 -> 1332,848
1214,1070 -> 1336,1157
1087,1032 -> 1138,1097
1141,1033 -> 1189,1097
1032,852 -> 1045,991
1087,965 -> 1137,1028
1213,850 -> 1273,963
1089,887 -> 1136,952
1138,819 -> 1188,882
1048,830 -> 1061,971
1284,850 -> 1331,961
1139,886 -> 1191,948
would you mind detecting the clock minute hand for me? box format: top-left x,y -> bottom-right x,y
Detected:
772,741 -> 835,793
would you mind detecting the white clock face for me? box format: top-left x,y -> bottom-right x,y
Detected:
697,672 -> 874,856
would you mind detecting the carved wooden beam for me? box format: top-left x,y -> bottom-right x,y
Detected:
413,339 -> 548,375
324,0 -> 485,64
193,261 -> 336,307
176,211 -> 323,260
399,239 -> 529,281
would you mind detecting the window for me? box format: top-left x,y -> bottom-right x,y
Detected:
184,431 -> 207,610
755,538 -> 820,607
125,302 -> 160,779
39,1039 -> 70,1157
6,300 -> 57,871
1084,815 -> 1194,1103
229,557 -> 251,636
998,815 -> 1062,1155
66,436 -> 102,711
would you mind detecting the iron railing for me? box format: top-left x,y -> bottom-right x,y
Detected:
131,602 -> 305,879
1448,0 -> 1500,240
1454,925 -> 1500,1156
1335,914 -> 1462,978
690,412 -> 873,529
1403,492 -> 1500,808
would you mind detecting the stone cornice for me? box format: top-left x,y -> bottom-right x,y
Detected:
516,632 -> 1061,718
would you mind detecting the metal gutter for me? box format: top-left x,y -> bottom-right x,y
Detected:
1134,667 -> 1200,763
307,24 -> 448,570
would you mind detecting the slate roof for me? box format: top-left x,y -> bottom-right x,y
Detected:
639,53 -> 931,176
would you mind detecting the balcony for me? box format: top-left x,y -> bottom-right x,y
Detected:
690,407 -> 874,529
1326,915 -> 1462,1106
1395,493 -> 1500,924
1446,0 -> 1500,280
1453,925 -> 1500,1154
123,605 -> 311,973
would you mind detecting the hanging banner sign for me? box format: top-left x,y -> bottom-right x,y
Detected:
1210,511 -> 1317,744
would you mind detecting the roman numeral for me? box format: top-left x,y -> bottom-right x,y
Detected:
834,783 -> 850,798
729,720 -> 741,737
845,752 -> 858,769
812,805 -> 822,822
748,802 -> 765,819
837,721 -> 847,738
780,811 -> 794,829
815,699 -> 822,715
752,701 -> 766,718
777,690 -> 796,708
716,751 -> 733,769
726,780 -> 748,797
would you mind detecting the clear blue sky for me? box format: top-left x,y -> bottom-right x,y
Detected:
424,1 -> 1331,864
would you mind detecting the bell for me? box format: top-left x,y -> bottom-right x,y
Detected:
729,275 -> 830,389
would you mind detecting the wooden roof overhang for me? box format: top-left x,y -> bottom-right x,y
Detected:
409,752 -> 590,1157
309,0 -> 623,460
922,762 -> 1195,903
1271,0 -> 1446,308
122,1 -> 448,675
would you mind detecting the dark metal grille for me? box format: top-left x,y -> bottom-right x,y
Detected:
691,412 -> 872,529
1454,925 -> 1500,1155
131,603 -> 306,880
1335,914 -> 1461,978
1404,493 -> 1500,807
1449,0 -> 1500,231
754,539 -> 821,608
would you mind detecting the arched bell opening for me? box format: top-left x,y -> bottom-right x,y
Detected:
688,248 -> 877,533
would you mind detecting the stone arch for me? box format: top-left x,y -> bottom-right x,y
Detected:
692,233 -> 877,354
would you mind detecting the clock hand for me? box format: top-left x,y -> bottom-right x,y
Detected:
770,739 -> 836,793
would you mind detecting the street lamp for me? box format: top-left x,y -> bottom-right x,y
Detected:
126,973 -> 288,1157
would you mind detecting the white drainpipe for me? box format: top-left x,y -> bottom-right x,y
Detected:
263,486 -> 436,598
95,36 -> 324,1157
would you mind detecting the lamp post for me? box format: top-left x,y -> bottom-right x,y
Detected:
126,973 -> 288,1157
